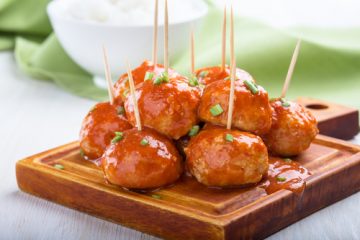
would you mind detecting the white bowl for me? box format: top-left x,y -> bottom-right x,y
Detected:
47,0 -> 208,86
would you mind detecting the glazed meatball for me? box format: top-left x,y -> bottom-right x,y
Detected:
124,73 -> 201,139
262,98 -> 319,156
185,128 -> 269,187
79,102 -> 132,159
102,128 -> 183,189
198,79 -> 272,135
114,61 -> 179,103
195,65 -> 254,85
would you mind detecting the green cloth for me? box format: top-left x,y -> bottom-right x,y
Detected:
1,0 -> 360,109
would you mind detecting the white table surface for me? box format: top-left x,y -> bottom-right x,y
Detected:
0,50 -> 360,240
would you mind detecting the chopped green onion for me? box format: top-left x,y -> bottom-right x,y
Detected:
199,70 -> 209,78
54,164 -> 64,170
283,158 -> 292,163
189,76 -> 199,87
280,98 -> 291,107
111,132 -> 124,143
153,76 -> 162,85
224,76 -> 230,81
225,133 -> 234,142
117,106 -> 125,115
188,125 -> 200,137
140,138 -> 149,146
244,80 -> 259,94
276,176 -> 287,182
80,149 -> 85,158
144,71 -> 154,81
122,89 -> 129,97
162,71 -> 169,82
154,71 -> 169,85
210,104 -> 224,116
151,194 -> 162,199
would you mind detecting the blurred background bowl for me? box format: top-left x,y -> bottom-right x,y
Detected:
47,0 -> 208,87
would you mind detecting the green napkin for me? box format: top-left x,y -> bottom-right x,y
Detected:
1,0 -> 360,109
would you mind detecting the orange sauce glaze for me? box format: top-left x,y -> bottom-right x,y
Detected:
113,60 -> 179,103
79,102 -> 132,160
195,65 -> 255,86
198,79 -> 272,135
124,76 -> 201,140
101,128 -> 183,190
260,157 -> 311,195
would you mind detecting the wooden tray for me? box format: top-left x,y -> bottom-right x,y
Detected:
16,135 -> 360,240
297,97 -> 359,140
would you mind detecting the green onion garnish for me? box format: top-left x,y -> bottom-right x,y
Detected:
151,194 -> 162,199
199,70 -> 209,78
283,158 -> 292,163
244,80 -> 259,94
189,76 -> 199,87
144,71 -> 154,81
188,125 -> 200,137
210,104 -> 224,116
280,98 -> 291,107
276,176 -> 287,182
117,106 -> 125,115
111,132 -> 124,143
122,89 -> 129,97
140,138 -> 149,146
153,77 -> 162,85
224,76 -> 230,81
80,149 -> 85,158
225,133 -> 234,142
153,72 -> 169,85
54,164 -> 64,170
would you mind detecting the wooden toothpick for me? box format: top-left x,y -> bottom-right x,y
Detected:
227,6 -> 235,130
127,61 -> 142,131
229,6 -> 234,75
190,29 -> 195,74
221,5 -> 227,72
164,0 -> 169,73
281,39 -> 301,98
152,0 -> 159,66
102,45 -> 115,105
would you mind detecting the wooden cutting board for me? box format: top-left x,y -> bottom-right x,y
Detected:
297,97 -> 359,140
16,99 -> 360,240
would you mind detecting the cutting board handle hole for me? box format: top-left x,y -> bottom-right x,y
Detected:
306,104 -> 329,110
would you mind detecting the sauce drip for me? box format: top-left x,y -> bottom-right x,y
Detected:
259,157 -> 311,195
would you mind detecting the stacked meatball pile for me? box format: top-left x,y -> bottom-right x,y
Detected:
79,61 -> 318,190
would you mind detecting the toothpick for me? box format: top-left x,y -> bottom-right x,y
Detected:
102,45 -> 115,105
221,5 -> 227,71
229,6 -> 234,74
164,0 -> 169,73
152,0 -> 158,66
190,29 -> 195,74
127,61 -> 142,131
227,6 -> 235,130
281,39 -> 301,98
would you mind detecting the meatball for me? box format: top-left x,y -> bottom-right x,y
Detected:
124,74 -> 201,139
195,65 -> 254,85
114,61 -> 179,103
262,98 -> 319,156
198,79 -> 272,135
79,102 -> 132,159
102,128 -> 183,189
185,128 -> 269,187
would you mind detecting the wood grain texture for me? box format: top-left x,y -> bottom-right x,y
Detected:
297,97 -> 359,140
16,135 -> 360,240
